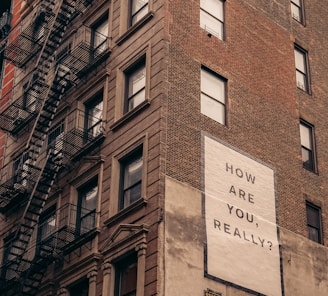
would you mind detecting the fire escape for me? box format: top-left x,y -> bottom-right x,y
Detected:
0,0 -> 109,295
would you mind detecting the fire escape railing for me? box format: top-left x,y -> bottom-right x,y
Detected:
1,203 -> 97,294
56,25 -> 110,83
0,0 -> 102,295
0,77 -> 49,133
48,108 -> 105,163
0,108 -> 104,212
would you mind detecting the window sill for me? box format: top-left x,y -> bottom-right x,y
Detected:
104,198 -> 147,227
116,11 -> 154,46
110,100 -> 150,131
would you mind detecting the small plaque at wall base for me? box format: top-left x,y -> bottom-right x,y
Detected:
204,288 -> 222,296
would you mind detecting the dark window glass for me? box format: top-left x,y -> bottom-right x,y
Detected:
114,253 -> 138,296
130,0 -> 148,26
77,178 -> 98,234
300,120 -> 316,172
306,202 -> 322,244
294,46 -> 309,92
291,0 -> 304,23
68,278 -> 89,296
84,92 -> 103,138
119,148 -> 143,210
125,59 -> 146,113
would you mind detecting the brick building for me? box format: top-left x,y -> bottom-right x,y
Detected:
0,0 -> 327,295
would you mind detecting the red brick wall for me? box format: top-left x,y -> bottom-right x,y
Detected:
165,0 -> 328,240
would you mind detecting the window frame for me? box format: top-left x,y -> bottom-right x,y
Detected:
306,201 -> 323,244
36,205 -> 57,255
68,277 -> 89,296
76,177 -> 98,236
200,0 -> 225,40
119,146 -> 143,211
129,0 -> 149,27
47,119 -> 65,156
291,0 -> 305,24
114,252 -> 138,296
84,90 -> 104,140
200,66 -> 227,125
91,14 -> 109,53
300,119 -> 316,172
124,57 -> 146,114
294,45 -> 310,93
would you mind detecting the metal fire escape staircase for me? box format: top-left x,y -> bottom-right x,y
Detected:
0,0 -> 96,294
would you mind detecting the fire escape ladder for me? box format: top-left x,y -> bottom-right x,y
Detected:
1,149 -> 60,284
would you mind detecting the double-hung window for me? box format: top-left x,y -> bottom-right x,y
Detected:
48,120 -> 65,157
201,67 -> 226,125
68,278 -> 89,296
200,0 -> 224,40
130,0 -> 149,26
85,93 -> 103,139
92,16 -> 109,53
119,148 -> 143,210
294,46 -> 309,92
124,58 -> 146,113
306,202 -> 322,244
114,253 -> 138,296
37,206 -> 57,255
77,178 -> 98,235
300,120 -> 316,172
291,0 -> 304,23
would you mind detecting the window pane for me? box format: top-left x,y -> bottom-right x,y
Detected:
296,71 -> 306,91
200,0 -> 224,21
128,89 -> 145,111
201,93 -> 225,125
308,226 -> 319,242
200,11 -> 224,39
126,62 -> 146,112
294,49 -> 305,72
93,18 -> 108,50
131,0 -> 148,25
201,69 -> 225,103
128,65 -> 146,97
124,157 -> 143,190
121,150 -> 143,209
291,4 -> 301,21
81,185 -> 98,210
121,262 -> 137,296
300,123 -> 311,149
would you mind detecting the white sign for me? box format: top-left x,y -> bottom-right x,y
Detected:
204,135 -> 282,296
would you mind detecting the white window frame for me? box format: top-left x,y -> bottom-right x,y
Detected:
201,67 -> 226,125
300,120 -> 316,172
291,0 -> 304,23
200,0 -> 224,40
294,46 -> 310,92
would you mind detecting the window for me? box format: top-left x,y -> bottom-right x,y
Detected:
201,67 -> 226,125
300,120 -> 316,172
119,147 -> 143,210
124,58 -> 146,113
85,92 -> 103,138
306,202 -> 322,244
13,152 -> 30,188
37,206 -> 57,255
294,46 -> 309,92
291,0 -> 304,23
68,278 -> 89,296
77,178 -> 98,235
48,120 -> 65,156
92,16 -> 109,53
200,0 -> 224,40
114,253 -> 138,296
130,0 -> 149,26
